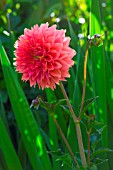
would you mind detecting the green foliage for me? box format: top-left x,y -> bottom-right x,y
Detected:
0,118 -> 22,170
0,0 -> 113,170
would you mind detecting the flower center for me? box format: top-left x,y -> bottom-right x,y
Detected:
35,55 -> 44,60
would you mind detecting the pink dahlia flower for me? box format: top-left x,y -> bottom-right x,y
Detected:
14,23 -> 76,90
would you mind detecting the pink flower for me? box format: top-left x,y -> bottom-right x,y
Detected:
14,23 -> 76,90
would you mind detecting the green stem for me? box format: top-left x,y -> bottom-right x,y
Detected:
59,82 -> 77,122
76,123 -> 87,167
79,41 -> 91,117
50,113 -> 79,168
59,82 -> 87,168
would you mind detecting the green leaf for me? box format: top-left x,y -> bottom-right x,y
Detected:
87,121 -> 104,132
60,105 -> 70,115
92,158 -> 108,166
0,41 -> 52,170
90,164 -> 98,170
0,93 -> 9,133
91,125 -> 107,152
90,0 -> 107,147
68,19 -> 77,48
91,148 -> 113,160
97,125 -> 107,135
80,96 -> 99,116
102,16 -> 113,167
53,99 -> 67,111
0,118 -> 22,170
56,153 -> 73,169
89,3 -> 109,169
18,138 -> 26,169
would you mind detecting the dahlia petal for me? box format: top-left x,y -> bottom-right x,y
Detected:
47,62 -> 54,70
38,22 -> 49,35
14,23 -> 76,90
48,24 -> 57,32
61,71 -> 70,78
59,59 -> 71,67
14,40 -> 18,48
50,69 -> 61,77
24,28 -> 31,37
33,24 -> 39,30
51,76 -> 60,84
46,36 -> 55,45
30,79 -> 36,87
48,78 -> 56,90
44,43 -> 51,51
56,29 -> 65,38
49,50 -> 60,59
22,74 -> 30,81
53,61 -> 62,69
63,59 -> 74,66
63,37 -> 71,46
51,43 -> 63,51
13,62 -> 17,66
39,80 -> 46,90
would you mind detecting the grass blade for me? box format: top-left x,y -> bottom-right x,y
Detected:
90,0 -> 107,146
90,1 -> 109,169
0,118 -> 22,170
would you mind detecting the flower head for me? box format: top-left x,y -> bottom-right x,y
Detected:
14,23 -> 76,90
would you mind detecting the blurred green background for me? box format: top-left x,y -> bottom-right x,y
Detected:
0,0 -> 113,170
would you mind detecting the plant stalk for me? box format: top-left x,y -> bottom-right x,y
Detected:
59,82 -> 87,168
50,113 -> 79,168
79,41 -> 91,117
59,82 -> 77,122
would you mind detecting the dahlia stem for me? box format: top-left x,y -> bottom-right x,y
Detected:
59,82 -> 77,122
50,113 -> 79,168
59,82 -> 87,168
79,41 -> 91,117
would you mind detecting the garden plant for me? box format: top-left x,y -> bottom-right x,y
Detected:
0,0 -> 113,170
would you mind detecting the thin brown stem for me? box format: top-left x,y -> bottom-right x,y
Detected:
50,113 -> 79,168
59,81 -> 77,123
59,82 -> 87,168
79,41 -> 91,117
76,123 -> 87,167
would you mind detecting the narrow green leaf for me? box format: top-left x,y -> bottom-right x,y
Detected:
67,19 -> 77,100
89,1 -> 109,169
60,105 -> 70,115
91,148 -> 113,160
18,138 -> 27,169
0,118 -> 22,170
90,0 -> 107,148
80,96 -> 99,116
105,52 -> 113,169
94,158 -> 108,166
0,93 -> 9,133
56,153 -> 73,169
53,99 -> 67,111
68,19 -> 77,48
